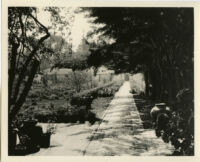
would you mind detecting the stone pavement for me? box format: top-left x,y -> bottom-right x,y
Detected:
83,81 -> 174,156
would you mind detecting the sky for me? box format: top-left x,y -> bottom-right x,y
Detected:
71,13 -> 91,50
37,7 -> 95,51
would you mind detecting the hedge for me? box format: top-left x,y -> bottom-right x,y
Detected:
70,82 -> 114,106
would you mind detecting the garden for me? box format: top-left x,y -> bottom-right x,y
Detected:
9,70 -> 124,155
8,7 -> 194,156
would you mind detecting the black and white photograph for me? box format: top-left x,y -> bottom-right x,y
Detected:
1,1 -> 199,161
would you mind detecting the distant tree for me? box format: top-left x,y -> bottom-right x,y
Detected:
40,35 -> 72,71
52,37 -> 91,71
65,70 -> 93,92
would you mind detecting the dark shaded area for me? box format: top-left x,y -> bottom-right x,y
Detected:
133,94 -> 154,129
86,7 -> 194,104
9,120 -> 48,155
131,90 -> 194,156
86,7 -> 194,156
34,109 -> 101,124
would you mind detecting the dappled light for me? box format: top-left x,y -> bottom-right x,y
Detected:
7,7 -> 193,156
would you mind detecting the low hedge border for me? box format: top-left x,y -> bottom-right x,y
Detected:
70,82 -> 115,106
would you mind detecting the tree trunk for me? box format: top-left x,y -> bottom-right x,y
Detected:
155,70 -> 162,102
9,60 -> 40,122
150,69 -> 157,102
144,70 -> 150,97
8,42 -> 19,105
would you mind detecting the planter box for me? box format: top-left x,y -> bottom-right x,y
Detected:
40,133 -> 51,148
8,130 -> 17,155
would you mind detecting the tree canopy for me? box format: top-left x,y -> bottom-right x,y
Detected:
86,7 -> 194,103
85,8 -> 194,155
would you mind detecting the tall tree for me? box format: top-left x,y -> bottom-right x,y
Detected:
86,7 -> 194,155
86,7 -> 194,103
8,7 -> 51,122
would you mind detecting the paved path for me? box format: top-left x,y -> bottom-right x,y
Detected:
30,81 -> 173,156
83,81 -> 173,156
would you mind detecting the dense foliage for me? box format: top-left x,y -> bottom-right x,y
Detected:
86,7 -> 194,155
86,7 -> 193,103
155,89 -> 194,155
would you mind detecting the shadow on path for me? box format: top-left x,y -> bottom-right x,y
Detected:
84,81 -> 174,156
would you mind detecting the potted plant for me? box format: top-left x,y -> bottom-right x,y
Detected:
10,118 -> 42,155
40,123 -> 56,148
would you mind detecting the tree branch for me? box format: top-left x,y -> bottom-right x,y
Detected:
11,13 -> 50,107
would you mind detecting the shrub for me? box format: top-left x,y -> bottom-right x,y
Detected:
97,83 -> 122,97
32,103 -> 99,124
153,89 -> 194,155
70,82 -> 114,107
71,80 -> 124,107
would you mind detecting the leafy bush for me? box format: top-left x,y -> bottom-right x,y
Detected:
97,82 -> 123,97
64,70 -> 96,92
153,89 -> 194,155
30,104 -> 99,124
71,80 -> 124,106
70,82 -> 114,106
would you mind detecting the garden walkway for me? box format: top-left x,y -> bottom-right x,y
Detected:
30,81 -> 173,156
83,81 -> 173,155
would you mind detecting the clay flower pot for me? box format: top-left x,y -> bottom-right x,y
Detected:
8,130 -> 17,155
155,103 -> 166,109
150,103 -> 166,122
